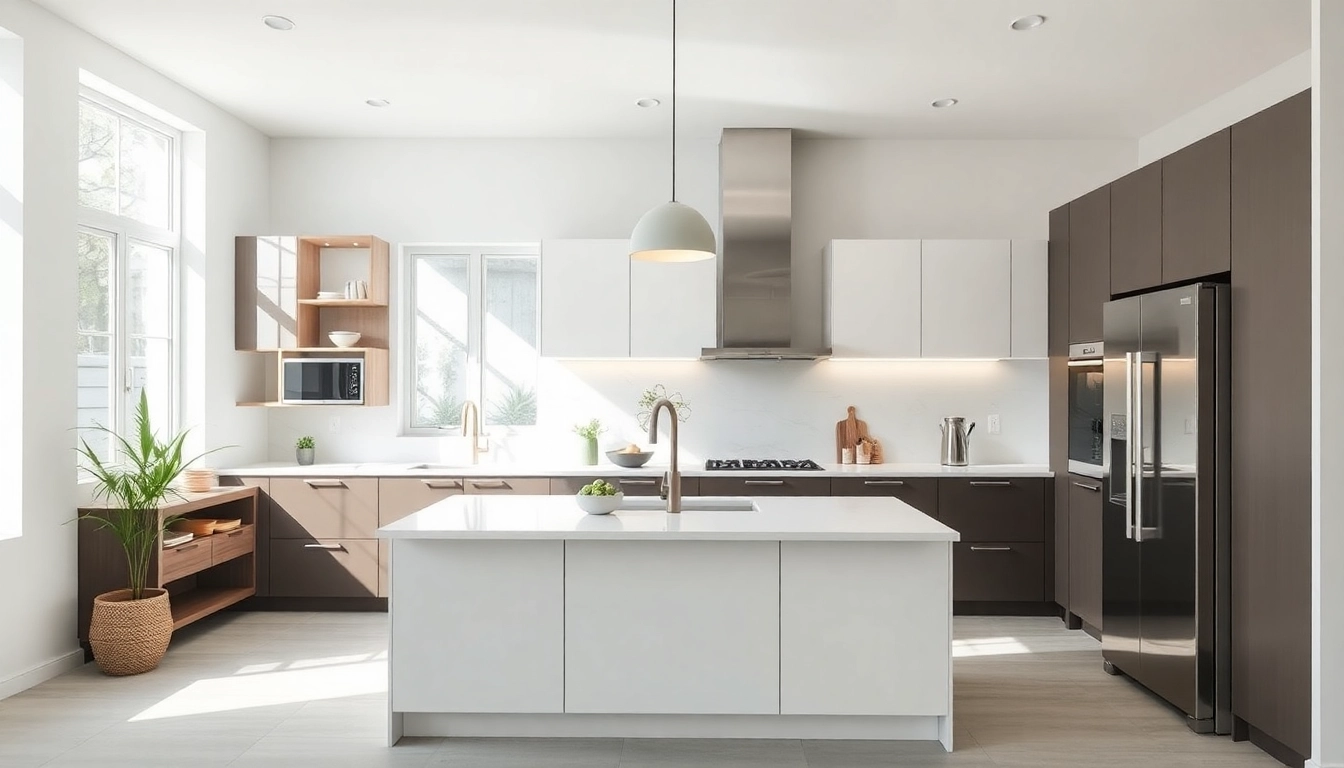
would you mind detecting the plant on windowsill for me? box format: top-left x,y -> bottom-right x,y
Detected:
75,391 -> 222,676
295,435 -> 316,466
574,419 -> 605,466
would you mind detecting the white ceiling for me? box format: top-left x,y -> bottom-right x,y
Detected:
31,0 -> 1310,139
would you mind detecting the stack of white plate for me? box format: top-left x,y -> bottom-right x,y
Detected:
163,530 -> 194,549
182,469 -> 216,493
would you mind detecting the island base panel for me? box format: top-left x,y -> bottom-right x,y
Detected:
400,713 -> 949,748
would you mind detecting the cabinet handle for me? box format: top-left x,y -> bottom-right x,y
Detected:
169,543 -> 201,553
969,546 -> 1014,552
304,543 -> 347,552
421,479 -> 463,490
227,529 -> 247,537
743,480 -> 786,486
619,479 -> 657,486
968,481 -> 1012,487
303,479 -> 347,489
864,480 -> 906,486
1073,481 -> 1102,492
469,480 -> 510,490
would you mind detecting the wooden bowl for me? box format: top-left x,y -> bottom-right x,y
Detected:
170,518 -> 218,537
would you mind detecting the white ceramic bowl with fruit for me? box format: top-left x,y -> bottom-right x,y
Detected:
605,443 -> 654,468
575,479 -> 624,515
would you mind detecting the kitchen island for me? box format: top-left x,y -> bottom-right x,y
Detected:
378,494 -> 960,750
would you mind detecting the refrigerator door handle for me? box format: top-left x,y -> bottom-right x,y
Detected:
1134,351 -> 1158,543
1125,351 -> 1136,541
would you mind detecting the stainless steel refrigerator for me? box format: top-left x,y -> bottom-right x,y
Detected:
1101,282 -> 1231,734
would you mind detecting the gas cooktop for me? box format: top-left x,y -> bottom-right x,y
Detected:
704,459 -> 824,471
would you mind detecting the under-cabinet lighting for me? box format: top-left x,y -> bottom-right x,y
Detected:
826,357 -> 1006,363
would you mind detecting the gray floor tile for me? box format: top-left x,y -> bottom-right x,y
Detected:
432,737 -> 622,767
620,738 -> 806,768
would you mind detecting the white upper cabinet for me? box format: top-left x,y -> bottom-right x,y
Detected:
630,258 -> 716,358
1010,240 -> 1048,358
920,240 -> 1012,359
540,239 -> 630,358
825,240 -> 922,358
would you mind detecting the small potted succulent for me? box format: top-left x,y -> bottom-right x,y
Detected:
575,479 -> 623,515
573,419 -> 604,466
295,435 -> 316,466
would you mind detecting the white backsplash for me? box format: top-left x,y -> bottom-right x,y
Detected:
264,359 -> 1047,467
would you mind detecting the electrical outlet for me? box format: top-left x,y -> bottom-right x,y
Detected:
988,414 -> 1001,435
328,416 -> 341,433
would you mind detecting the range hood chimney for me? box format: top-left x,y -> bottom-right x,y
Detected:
700,128 -> 831,360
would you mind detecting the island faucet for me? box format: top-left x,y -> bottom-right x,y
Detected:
647,398 -> 681,513
460,400 -> 488,465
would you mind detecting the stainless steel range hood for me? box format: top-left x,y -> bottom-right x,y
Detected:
700,128 -> 831,361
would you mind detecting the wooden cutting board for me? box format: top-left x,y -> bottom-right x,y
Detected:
836,406 -> 867,462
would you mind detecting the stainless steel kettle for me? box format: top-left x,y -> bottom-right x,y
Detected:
939,417 -> 975,466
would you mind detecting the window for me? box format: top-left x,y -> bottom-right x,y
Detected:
77,91 -> 179,463
406,245 -> 539,431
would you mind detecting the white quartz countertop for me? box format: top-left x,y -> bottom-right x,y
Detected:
377,495 -> 961,542
218,461 -> 1052,479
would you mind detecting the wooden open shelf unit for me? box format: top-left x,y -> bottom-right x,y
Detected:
235,234 -> 391,407
78,486 -> 259,650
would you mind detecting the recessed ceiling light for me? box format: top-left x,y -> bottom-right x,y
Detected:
262,15 -> 295,31
365,98 -> 390,108
931,98 -> 959,108
1011,14 -> 1047,31
636,97 -> 661,108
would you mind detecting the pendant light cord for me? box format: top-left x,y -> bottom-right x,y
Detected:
671,0 -> 677,202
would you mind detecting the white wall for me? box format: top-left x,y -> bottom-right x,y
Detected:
1138,51 -> 1311,167
0,0 -> 269,697
267,136 -> 1134,464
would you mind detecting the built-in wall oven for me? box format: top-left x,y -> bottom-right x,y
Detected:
282,357 -> 364,405
1067,342 -> 1104,477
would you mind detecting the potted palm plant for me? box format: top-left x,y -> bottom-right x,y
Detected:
77,391 -> 219,676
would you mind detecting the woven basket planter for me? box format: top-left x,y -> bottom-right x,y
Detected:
89,588 -> 172,676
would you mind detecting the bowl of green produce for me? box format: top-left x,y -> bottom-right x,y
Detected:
575,479 -> 624,515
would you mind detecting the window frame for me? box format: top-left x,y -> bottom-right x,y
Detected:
401,243 -> 541,436
76,87 -> 182,465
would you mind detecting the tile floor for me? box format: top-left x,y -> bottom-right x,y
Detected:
0,612 -> 1283,767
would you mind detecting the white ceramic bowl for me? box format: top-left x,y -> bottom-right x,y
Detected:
575,492 -> 624,515
328,331 -> 362,348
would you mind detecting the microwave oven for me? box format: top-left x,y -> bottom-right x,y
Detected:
282,358 -> 363,405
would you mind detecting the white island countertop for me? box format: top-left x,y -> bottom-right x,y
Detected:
377,494 -> 960,542
220,461 -> 1051,479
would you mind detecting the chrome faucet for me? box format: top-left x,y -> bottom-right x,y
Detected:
460,401 -> 488,465
647,398 -> 681,514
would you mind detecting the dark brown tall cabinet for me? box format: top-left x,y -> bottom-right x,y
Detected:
1163,129 -> 1232,283
1067,186 -> 1110,343
1229,90 -> 1312,761
1047,206 -> 1071,610
1109,162 -> 1163,294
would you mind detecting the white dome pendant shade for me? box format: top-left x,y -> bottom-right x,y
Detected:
630,201 -> 716,262
629,0 -> 716,263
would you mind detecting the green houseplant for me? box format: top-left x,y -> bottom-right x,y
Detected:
574,419 -> 605,466
76,391 -> 220,676
295,435 -> 316,465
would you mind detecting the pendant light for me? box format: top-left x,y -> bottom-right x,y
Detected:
630,0 -> 716,262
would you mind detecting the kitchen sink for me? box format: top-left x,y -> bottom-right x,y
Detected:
619,497 -> 756,512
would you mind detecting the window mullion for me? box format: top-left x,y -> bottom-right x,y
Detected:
468,250 -> 484,407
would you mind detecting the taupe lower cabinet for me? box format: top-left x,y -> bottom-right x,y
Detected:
268,477 -> 380,598
1066,475 -> 1103,629
698,476 -> 831,497
936,478 -> 1049,605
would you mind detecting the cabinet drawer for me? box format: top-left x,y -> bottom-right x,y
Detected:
954,543 -> 1046,602
161,540 -> 212,583
270,538 -> 379,598
830,477 -> 937,515
379,477 -> 464,526
550,476 -> 696,497
697,477 -> 831,497
212,524 -> 255,564
461,478 -> 550,495
270,477 -> 379,539
937,478 -> 1047,542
